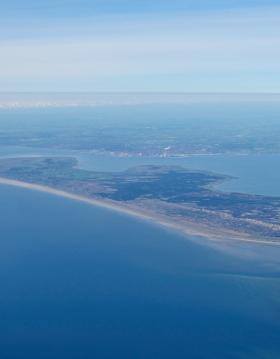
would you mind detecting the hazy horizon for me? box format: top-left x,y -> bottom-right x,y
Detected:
1,92 -> 280,109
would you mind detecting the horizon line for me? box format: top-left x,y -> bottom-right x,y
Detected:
1,91 -> 280,95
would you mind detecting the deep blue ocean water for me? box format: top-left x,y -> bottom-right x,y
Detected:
1,104 -> 280,358
0,184 -> 280,358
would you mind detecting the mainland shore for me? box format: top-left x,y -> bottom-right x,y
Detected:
0,176 -> 279,246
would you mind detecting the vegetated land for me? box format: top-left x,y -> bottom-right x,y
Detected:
1,157 -> 280,242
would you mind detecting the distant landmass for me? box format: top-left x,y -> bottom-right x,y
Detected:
1,92 -> 280,109
1,156 -> 280,243
1,99 -> 280,156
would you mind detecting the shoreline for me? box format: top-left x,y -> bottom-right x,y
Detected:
0,176 -> 279,247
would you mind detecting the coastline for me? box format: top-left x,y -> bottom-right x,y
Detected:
0,176 -> 279,246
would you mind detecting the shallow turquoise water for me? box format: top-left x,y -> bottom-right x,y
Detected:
0,184 -> 280,358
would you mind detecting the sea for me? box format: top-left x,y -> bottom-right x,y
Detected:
0,108 -> 280,358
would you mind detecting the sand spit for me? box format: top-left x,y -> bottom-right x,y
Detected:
0,177 -> 279,246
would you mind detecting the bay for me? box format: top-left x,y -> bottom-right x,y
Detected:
1,105 -> 280,357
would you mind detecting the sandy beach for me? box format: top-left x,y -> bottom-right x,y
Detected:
0,176 -> 279,246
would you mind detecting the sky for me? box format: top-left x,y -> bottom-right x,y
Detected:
1,0 -> 280,93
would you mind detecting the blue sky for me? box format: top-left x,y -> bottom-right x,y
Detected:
1,0 -> 280,92
2,0 -> 280,16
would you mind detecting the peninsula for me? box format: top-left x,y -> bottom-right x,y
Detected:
1,156 -> 280,243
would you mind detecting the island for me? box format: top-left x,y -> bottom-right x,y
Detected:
0,156 -> 280,243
